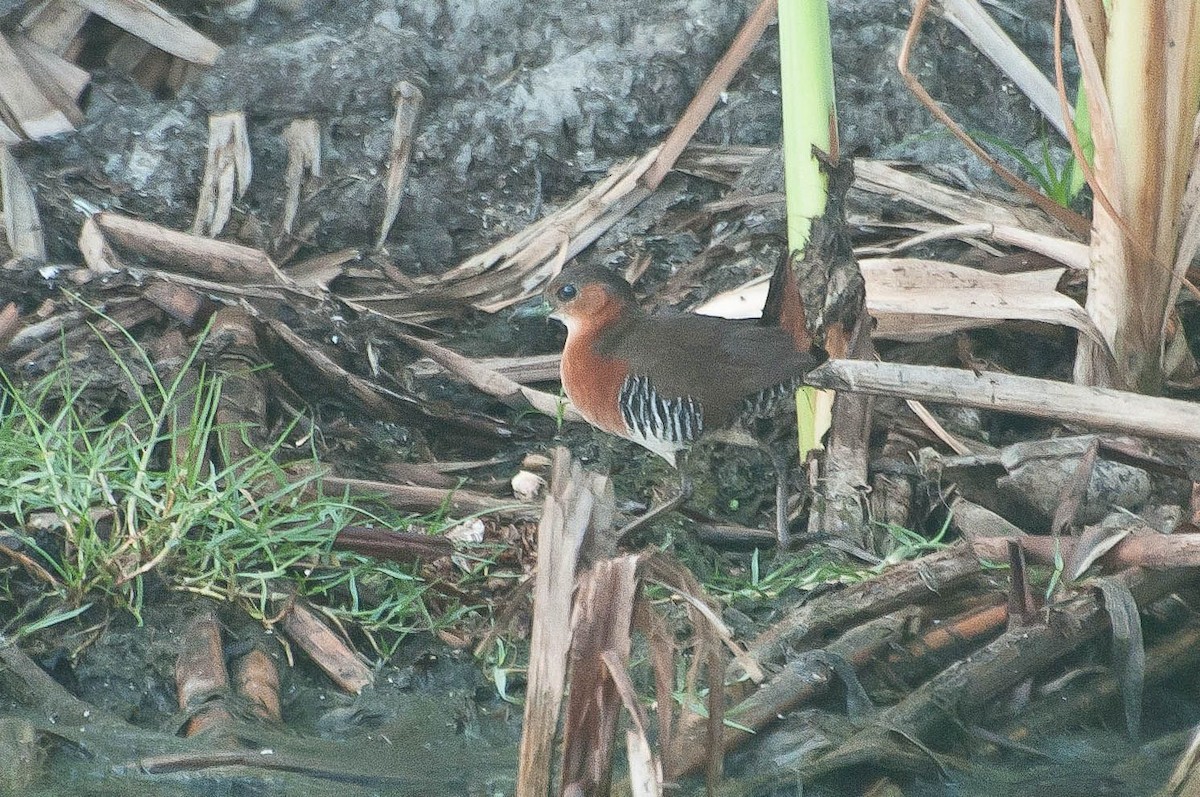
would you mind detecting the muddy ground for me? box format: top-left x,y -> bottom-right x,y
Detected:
4,0 -> 1168,795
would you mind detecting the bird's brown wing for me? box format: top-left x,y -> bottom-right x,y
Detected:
602,313 -> 821,427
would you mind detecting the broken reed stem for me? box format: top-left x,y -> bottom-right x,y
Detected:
642,0 -> 776,190
806,360 -> 1200,444
515,449 -> 603,797
375,81 -> 424,250
192,111 -> 251,237
898,0 -> 1090,238
280,119 -> 321,236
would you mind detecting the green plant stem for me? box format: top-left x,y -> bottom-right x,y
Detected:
778,0 -> 836,253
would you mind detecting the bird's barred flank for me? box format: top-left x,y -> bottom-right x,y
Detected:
740,378 -> 804,420
618,374 -> 704,445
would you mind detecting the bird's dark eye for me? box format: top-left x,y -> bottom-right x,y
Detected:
556,283 -> 578,301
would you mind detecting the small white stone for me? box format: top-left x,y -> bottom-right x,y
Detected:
511,470 -> 545,501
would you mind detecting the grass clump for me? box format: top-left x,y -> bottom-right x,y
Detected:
0,338 -> 473,654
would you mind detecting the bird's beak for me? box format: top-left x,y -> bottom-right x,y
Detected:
512,297 -> 555,320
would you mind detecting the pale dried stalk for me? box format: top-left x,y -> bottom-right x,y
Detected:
940,0 -> 1070,139
20,1 -> 90,54
865,221 -> 1089,271
1063,0 -> 1200,389
94,212 -> 283,282
899,0 -> 1090,237
398,333 -> 583,423
642,0 -> 776,190
78,215 -> 120,273
414,147 -> 658,313
863,258 -> 1104,344
0,33 -> 73,140
806,360 -> 1200,444
0,146 -> 46,261
193,111 -> 252,237
10,35 -> 90,102
280,119 -> 321,235
854,159 -> 1067,237
375,81 -> 423,249
516,449 -> 604,797
73,0 -> 221,65
696,257 -> 1101,344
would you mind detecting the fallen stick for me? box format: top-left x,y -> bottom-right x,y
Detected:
320,474 -> 534,519
969,530 -> 1200,571
737,543 -> 984,676
1000,619 -> 1200,743
804,566 -> 1196,779
276,600 -> 373,694
93,212 -> 283,283
673,609 -> 918,778
806,360 -> 1200,444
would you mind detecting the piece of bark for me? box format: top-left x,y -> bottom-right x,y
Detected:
277,600 -> 372,694
175,611 -> 233,737
881,601 -> 1009,687
233,649 -> 281,723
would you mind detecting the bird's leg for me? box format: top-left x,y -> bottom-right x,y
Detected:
763,442 -> 793,549
615,454 -> 693,544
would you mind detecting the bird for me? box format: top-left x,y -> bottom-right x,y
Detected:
545,263 -> 825,547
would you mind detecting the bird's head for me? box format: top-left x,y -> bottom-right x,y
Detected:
544,265 -> 640,335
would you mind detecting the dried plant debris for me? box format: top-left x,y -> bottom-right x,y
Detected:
193,111 -> 252,237
279,119 -> 321,237
0,145 -> 46,262
375,81 -> 423,250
